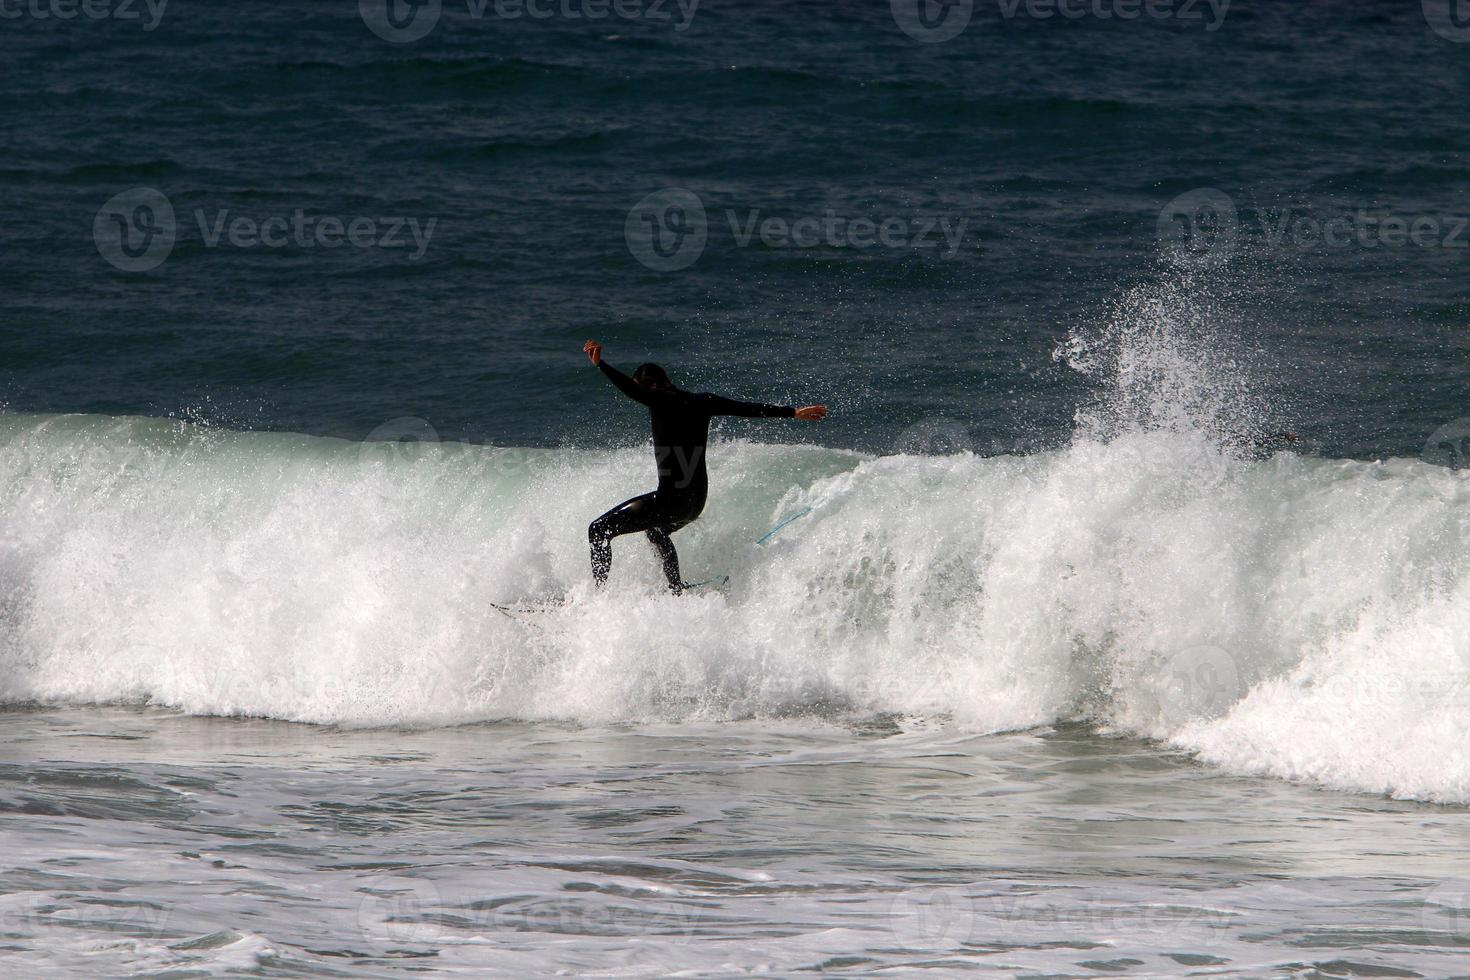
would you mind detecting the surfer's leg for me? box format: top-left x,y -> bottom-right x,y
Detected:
645,525 -> 683,594
588,493 -> 662,586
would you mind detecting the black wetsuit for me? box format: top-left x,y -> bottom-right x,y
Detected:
589,361 -> 794,592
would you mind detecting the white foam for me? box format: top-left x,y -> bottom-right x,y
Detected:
1,412 -> 1468,802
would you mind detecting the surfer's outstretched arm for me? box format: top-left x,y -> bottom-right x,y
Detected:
703,394 -> 828,421
585,340 -> 823,419
599,361 -> 653,405
584,339 -> 654,406
702,394 -> 795,419
702,393 -> 829,420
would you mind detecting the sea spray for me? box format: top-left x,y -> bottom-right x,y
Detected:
1059,269 -> 1282,448
1,414 -> 1469,801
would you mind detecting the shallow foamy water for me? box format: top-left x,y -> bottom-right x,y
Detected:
3,706 -> 1468,977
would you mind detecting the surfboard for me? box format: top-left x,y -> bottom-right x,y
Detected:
681,508 -> 812,588
756,506 -> 812,546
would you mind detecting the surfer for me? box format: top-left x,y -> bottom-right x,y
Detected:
583,339 -> 826,593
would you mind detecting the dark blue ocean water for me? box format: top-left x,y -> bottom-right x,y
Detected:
2,0 -> 1467,456
10,10 -> 1470,974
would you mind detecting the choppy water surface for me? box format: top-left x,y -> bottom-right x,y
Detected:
5,2 -> 1470,976
2,1 -> 1468,456
2,706 -> 1468,977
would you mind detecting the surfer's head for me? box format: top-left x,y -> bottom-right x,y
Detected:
632,363 -> 674,392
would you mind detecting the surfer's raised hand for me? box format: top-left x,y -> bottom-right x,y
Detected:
795,405 -> 827,421
583,339 -> 602,366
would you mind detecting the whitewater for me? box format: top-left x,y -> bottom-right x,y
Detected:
5,279 -> 1470,975
2,405 -> 1467,805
